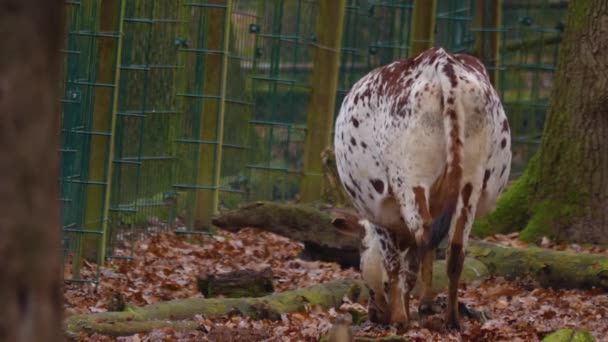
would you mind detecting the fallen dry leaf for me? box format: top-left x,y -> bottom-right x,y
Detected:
65,229 -> 608,341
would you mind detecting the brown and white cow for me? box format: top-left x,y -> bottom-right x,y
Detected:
334,47 -> 511,329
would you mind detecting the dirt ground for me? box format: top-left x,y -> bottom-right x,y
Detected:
64,228 -> 608,341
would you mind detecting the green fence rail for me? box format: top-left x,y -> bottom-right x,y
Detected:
59,0 -> 568,283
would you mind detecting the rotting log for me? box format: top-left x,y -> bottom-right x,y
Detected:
197,267 -> 274,298
65,280 -> 366,339
213,202 -> 608,290
468,241 -> 608,290
212,201 -> 364,268
65,261 -> 488,339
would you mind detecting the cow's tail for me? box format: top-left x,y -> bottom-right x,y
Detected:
427,48 -> 466,251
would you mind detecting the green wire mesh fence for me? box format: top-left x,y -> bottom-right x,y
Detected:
59,0 -> 568,283
107,1 -> 183,259
435,0 -> 474,52
60,0 -> 124,282
246,0 -> 319,202
500,0 -> 567,177
335,1 -> 414,122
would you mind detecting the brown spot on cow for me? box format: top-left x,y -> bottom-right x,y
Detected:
352,117 -> 359,127
502,119 -> 509,132
378,58 -> 417,97
454,54 -> 487,78
501,138 -> 507,149
344,183 -> 357,198
350,137 -> 357,146
442,62 -> 458,88
370,179 -> 385,194
461,182 -> 473,206
447,97 -> 455,105
482,169 -> 491,190
500,164 -> 507,177
360,88 -> 372,105
349,173 -> 362,192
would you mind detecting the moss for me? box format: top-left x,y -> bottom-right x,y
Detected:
473,142 -> 582,242
472,166 -> 533,237
541,328 -> 595,342
467,241 -> 608,290
519,199 -> 578,242
567,1 -> 593,33
65,280 -> 368,337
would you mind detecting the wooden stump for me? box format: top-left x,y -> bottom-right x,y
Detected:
197,267 -> 275,298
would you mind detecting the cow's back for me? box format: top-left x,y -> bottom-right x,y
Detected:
334,47 -> 510,231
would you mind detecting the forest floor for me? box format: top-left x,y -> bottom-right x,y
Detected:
64,227 -> 608,342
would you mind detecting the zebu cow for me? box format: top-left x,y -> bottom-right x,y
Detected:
334,47 -> 511,329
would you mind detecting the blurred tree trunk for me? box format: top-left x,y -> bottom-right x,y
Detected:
0,0 -> 65,341
475,0 -> 608,243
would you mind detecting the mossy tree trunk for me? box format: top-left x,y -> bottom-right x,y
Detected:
475,1 -> 608,243
0,0 -> 64,341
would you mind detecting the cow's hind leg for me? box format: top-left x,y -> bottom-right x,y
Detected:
409,186 -> 436,315
446,239 -> 465,330
445,181 -> 480,330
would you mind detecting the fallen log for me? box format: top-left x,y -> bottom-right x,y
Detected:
65,257 -> 489,339
65,279 -> 366,339
213,202 -> 608,291
197,267 -> 274,298
213,202 -> 364,268
468,241 -> 608,290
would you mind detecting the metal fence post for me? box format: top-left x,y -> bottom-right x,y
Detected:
79,0 -> 126,272
192,0 -> 232,229
409,0 -> 437,56
300,0 -> 346,203
99,0 -> 127,264
212,0 -> 233,218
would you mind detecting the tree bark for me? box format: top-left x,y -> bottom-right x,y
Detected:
0,1 -> 64,341
474,1 -> 608,243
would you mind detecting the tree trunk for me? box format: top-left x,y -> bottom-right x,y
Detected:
474,1 -> 608,243
0,1 -> 64,341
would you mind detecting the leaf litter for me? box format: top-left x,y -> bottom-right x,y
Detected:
65,228 -> 608,341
